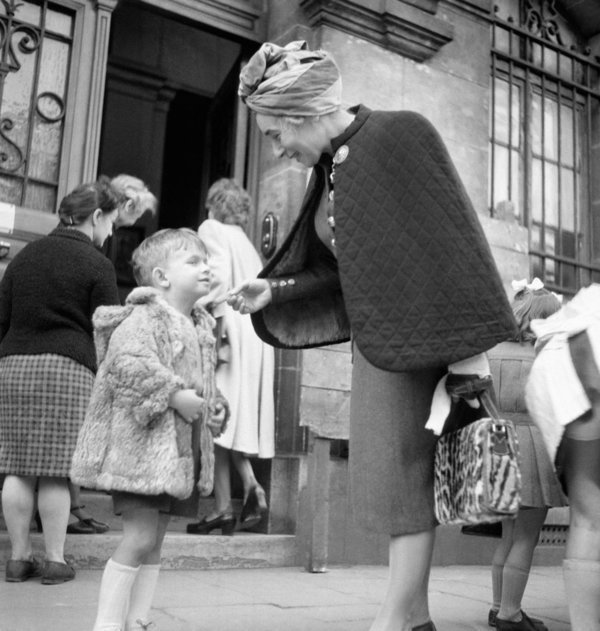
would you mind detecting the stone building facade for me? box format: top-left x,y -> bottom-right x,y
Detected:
0,0 -> 598,564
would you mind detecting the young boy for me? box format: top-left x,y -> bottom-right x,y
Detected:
70,228 -> 228,631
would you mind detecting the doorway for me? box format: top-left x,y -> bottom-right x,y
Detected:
97,0 -> 249,291
159,91 -> 210,230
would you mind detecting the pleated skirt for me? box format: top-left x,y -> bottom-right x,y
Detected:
511,417 -> 568,508
349,345 -> 443,536
0,354 -> 94,477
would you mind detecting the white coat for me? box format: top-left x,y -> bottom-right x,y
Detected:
198,219 -> 275,457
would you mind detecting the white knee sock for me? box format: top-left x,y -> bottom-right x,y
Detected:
93,559 -> 140,631
125,564 -> 161,630
491,563 -> 503,610
498,565 -> 529,621
563,558 -> 600,631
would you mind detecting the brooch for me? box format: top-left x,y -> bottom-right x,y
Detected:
333,145 -> 349,165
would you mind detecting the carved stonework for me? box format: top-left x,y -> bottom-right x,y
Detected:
300,0 -> 454,62
139,0 -> 265,41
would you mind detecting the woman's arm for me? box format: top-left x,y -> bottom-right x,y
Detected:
229,259 -> 339,313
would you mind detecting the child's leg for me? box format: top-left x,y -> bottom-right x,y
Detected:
125,513 -> 170,631
562,434 -> 600,631
491,518 -> 514,613
498,507 -> 547,622
94,508 -> 161,631
94,559 -> 139,631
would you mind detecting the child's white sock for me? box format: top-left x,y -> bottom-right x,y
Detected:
491,562 -> 503,610
563,558 -> 600,631
125,564 -> 161,630
498,564 -> 529,621
93,558 -> 140,631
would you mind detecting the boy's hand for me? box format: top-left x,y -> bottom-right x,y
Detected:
169,389 -> 205,424
208,397 -> 230,437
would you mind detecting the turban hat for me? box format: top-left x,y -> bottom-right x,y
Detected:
238,40 -> 342,117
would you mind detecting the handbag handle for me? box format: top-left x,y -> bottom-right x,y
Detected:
478,388 -> 500,422
445,373 -> 500,422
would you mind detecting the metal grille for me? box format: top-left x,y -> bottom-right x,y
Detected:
490,0 -> 600,294
0,0 -> 74,213
538,524 -> 568,546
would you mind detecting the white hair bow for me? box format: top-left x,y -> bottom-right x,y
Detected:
511,277 -> 544,292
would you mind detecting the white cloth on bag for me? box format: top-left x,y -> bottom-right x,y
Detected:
526,283 -> 600,462
198,219 -> 275,457
424,352 -> 491,435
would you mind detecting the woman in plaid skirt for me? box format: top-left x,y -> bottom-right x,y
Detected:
0,178 -> 120,585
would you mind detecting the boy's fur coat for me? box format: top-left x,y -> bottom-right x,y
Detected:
70,287 -> 217,499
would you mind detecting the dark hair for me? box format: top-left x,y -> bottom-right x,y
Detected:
511,288 -> 561,343
57,176 -> 118,226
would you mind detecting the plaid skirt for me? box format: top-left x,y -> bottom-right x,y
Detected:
0,354 -> 94,477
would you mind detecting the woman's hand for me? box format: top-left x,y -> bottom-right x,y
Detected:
227,279 -> 272,314
169,389 -> 205,424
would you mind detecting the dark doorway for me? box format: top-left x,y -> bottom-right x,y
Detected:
159,91 -> 211,231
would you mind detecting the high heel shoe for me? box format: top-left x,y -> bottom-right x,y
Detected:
66,505 -> 109,534
186,513 -> 236,535
239,485 -> 268,531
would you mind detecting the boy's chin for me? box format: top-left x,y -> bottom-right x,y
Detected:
194,287 -> 211,301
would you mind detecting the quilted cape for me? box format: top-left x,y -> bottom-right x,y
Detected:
253,106 -> 516,371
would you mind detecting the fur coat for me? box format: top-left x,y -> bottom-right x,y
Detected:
70,287 -> 217,499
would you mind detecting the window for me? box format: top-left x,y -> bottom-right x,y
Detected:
490,0 -> 600,294
0,0 -> 74,213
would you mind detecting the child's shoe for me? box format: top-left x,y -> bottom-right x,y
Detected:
495,611 -> 548,631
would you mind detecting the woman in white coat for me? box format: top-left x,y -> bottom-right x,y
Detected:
187,178 -> 275,535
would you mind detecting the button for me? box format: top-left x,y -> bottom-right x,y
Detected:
270,281 -> 278,289
288,279 -> 296,286
279,280 -> 287,287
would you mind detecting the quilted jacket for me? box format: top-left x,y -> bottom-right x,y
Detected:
70,287 -> 217,499
252,105 -> 517,372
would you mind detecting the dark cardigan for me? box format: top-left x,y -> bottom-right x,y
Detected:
252,105 -> 517,372
0,226 -> 120,373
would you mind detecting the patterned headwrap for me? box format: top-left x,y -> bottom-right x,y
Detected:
238,40 -> 342,117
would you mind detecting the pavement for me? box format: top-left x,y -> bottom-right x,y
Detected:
0,564 -> 570,631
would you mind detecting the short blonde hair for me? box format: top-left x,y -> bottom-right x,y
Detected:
205,178 -> 252,228
111,174 -> 158,226
131,228 -> 207,287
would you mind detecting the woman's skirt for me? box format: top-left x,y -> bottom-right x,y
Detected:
511,417 -> 567,508
349,345 -> 443,536
0,354 -> 94,477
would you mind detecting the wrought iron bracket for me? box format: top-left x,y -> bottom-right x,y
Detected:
300,0 -> 454,62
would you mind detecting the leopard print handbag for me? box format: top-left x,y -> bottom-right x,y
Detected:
433,391 -> 522,526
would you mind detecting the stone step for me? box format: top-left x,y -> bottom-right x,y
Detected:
0,531 -> 298,570
1,489 -> 298,571
0,490 -> 251,534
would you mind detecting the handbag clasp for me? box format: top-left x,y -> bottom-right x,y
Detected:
491,423 -> 509,455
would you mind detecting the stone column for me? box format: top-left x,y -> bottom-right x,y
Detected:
82,0 -> 119,182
